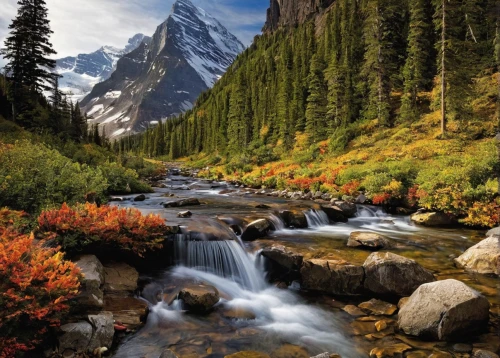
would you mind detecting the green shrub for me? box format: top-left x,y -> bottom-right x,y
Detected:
99,162 -> 153,195
0,141 -> 108,213
361,172 -> 393,193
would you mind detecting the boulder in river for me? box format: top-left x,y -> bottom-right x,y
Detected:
331,200 -> 358,218
178,284 -> 220,313
321,205 -> 348,223
241,219 -> 274,241
163,198 -> 200,208
87,311 -> 114,351
300,259 -> 365,296
410,212 -> 455,226
74,255 -> 104,309
398,279 -> 490,340
177,211 -> 193,218
455,236 -> 500,275
59,321 -> 94,353
487,227 -> 500,238
279,210 -> 308,228
133,194 -> 146,202
363,252 -> 435,297
347,232 -> 393,250
261,245 -> 304,270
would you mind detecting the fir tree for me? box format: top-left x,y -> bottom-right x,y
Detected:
305,54 -> 327,144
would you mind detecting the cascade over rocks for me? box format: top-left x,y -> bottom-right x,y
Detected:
279,210 -> 308,228
455,236 -> 500,275
300,259 -> 364,296
398,279 -> 490,340
241,219 -> 274,241
331,201 -> 357,218
363,252 -> 435,297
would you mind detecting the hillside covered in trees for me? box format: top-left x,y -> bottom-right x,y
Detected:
118,0 -> 500,227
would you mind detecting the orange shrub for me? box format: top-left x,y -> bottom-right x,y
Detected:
462,201 -> 500,227
0,230 -> 81,357
340,180 -> 361,196
38,203 -> 168,257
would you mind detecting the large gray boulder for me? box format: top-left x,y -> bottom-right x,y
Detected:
261,245 -> 303,270
241,219 -> 274,241
398,279 -> 490,340
59,322 -> 93,353
88,311 -> 114,351
363,252 -> 435,297
455,236 -> 500,275
347,232 -> 393,251
300,259 -> 364,296
487,227 -> 500,238
74,255 -> 104,309
332,201 -> 357,218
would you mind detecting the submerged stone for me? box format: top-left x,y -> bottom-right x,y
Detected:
358,299 -> 397,316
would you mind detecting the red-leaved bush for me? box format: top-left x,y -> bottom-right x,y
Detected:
38,203 -> 169,257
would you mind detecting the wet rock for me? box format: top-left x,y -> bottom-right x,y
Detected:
363,252 -> 435,297
241,219 -> 274,241
222,307 -> 256,320
74,255 -> 104,309
177,211 -> 193,218
321,205 -> 348,223
398,279 -> 490,340
256,204 -> 271,209
87,311 -> 114,351
473,350 -> 500,358
163,198 -> 201,208
310,354 -> 341,358
452,343 -> 472,353
103,262 -> 139,294
314,191 -> 323,199
351,320 -> 378,336
332,200 -> 357,218
397,297 -> 409,309
375,320 -> 388,332
347,232 -> 393,250
261,245 -> 304,270
160,349 -> 180,358
270,344 -> 309,358
59,321 -> 93,353
486,227 -> 500,238
225,351 -> 270,358
178,284 -> 220,313
109,197 -> 124,202
279,210 -> 308,228
429,352 -> 453,358
358,299 -> 397,316
369,343 -> 412,358
133,194 -> 146,202
455,236 -> 500,275
405,352 -> 429,358
301,259 -> 365,296
104,296 -> 149,330
343,305 -> 367,317
410,212 -> 455,226
356,194 -> 367,204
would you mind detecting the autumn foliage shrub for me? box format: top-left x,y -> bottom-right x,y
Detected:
0,229 -> 81,357
38,203 -> 169,257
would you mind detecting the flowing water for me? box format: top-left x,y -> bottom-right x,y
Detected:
112,172 -> 498,358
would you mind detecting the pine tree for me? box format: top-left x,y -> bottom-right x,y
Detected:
401,0 -> 433,121
305,54 -> 327,144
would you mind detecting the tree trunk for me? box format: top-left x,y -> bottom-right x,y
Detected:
441,0 -> 446,137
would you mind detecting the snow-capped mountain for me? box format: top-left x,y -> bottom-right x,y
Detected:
80,0 -> 245,138
55,34 -> 149,101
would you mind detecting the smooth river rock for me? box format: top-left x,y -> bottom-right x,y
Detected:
455,236 -> 500,275
410,212 -> 455,226
486,227 -> 500,238
103,262 -> 139,294
224,351 -> 270,358
241,219 -> 274,241
347,232 -> 393,250
87,311 -> 114,351
261,245 -> 304,270
163,198 -> 201,208
363,252 -> 435,297
300,259 -> 364,296
398,279 -> 490,340
178,284 -> 220,312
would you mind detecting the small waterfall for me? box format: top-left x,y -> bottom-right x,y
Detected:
304,209 -> 330,228
174,235 -> 265,292
268,213 -> 286,231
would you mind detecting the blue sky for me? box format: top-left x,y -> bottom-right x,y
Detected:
0,0 -> 268,66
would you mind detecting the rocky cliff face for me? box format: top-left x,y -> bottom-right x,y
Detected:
80,0 -> 244,138
263,0 -> 334,32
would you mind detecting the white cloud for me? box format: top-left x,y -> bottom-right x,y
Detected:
0,0 -> 266,67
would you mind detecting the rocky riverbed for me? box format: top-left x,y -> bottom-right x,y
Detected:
60,167 -> 500,358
